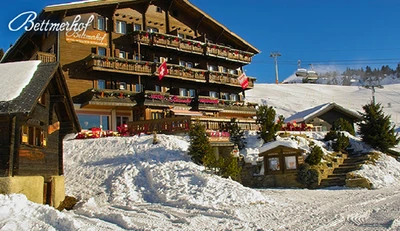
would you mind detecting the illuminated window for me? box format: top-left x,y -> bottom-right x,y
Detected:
22,125 -> 46,147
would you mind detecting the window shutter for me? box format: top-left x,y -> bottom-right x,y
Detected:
114,49 -> 120,57
106,81 -> 112,89
106,48 -> 111,57
91,47 -> 97,54
114,19 -> 117,33
93,15 -> 98,29
105,17 -> 109,31
126,23 -> 133,33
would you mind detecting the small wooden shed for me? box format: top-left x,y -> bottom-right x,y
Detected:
258,141 -> 305,175
0,61 -> 80,207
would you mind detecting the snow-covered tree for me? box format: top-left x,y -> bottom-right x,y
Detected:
358,102 -> 400,153
188,122 -> 213,165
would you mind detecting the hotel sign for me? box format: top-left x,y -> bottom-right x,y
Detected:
66,30 -> 108,46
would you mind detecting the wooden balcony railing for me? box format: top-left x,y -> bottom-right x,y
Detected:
35,52 -> 56,63
128,116 -> 192,135
87,55 -> 154,75
131,31 -> 254,63
156,63 -> 207,81
206,44 -> 254,63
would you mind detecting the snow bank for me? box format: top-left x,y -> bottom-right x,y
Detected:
63,134 -> 269,209
353,153 -> 400,189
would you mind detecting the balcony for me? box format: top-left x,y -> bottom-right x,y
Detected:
206,44 -> 254,64
34,52 -> 56,63
157,63 -> 207,82
86,55 -> 154,75
131,31 -> 254,63
208,71 -> 255,88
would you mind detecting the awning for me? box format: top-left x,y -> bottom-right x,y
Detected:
171,109 -> 203,117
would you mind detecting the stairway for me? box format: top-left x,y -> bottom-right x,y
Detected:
319,154 -> 369,187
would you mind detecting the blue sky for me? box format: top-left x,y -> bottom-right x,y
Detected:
1,0 -> 400,83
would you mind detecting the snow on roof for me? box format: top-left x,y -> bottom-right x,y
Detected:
45,0 -> 99,8
285,102 -> 333,123
259,139 -> 299,154
0,60 -> 41,102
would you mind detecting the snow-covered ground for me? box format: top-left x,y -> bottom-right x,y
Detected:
1,83 -> 400,230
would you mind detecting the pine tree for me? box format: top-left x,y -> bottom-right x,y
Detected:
358,102 -> 400,153
333,118 -> 355,136
256,105 -> 281,143
188,121 -> 213,165
305,146 -> 323,165
227,118 -> 245,150
0,49 -> 4,60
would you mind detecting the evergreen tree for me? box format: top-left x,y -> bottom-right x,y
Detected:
188,121 -> 213,165
256,105 -> 281,143
332,132 -> 350,152
333,118 -> 355,136
305,146 -> 323,165
0,49 -> 4,60
396,63 -> 400,78
358,102 -> 400,153
227,118 -> 245,150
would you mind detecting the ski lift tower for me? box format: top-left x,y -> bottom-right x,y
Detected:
270,52 -> 281,84
364,76 -> 383,104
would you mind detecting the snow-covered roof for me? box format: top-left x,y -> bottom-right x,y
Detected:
0,60 -> 41,102
259,140 -> 299,154
285,102 -> 360,123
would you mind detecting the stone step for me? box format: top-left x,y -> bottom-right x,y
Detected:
333,166 -> 359,174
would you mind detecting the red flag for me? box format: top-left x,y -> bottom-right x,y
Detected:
158,61 -> 168,80
238,72 -> 249,89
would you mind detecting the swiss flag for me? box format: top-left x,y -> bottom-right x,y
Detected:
238,72 -> 249,89
158,61 -> 168,80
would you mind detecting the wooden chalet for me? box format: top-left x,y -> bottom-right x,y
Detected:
0,61 -> 80,207
2,0 -> 260,134
285,102 -> 362,132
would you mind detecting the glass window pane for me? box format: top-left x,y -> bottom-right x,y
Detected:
209,91 -> 217,98
98,79 -> 105,89
134,24 -> 142,31
179,88 -> 187,96
101,116 -> 109,130
285,156 -> 297,170
78,114 -> 101,130
119,51 -> 126,59
189,89 -> 196,97
97,16 -> 105,30
98,48 -> 106,56
155,85 -> 161,92
269,157 -> 280,171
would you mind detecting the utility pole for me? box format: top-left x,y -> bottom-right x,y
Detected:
270,52 -> 281,84
364,76 -> 383,104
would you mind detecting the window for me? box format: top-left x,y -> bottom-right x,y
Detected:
151,112 -> 164,120
98,79 -> 105,89
156,6 -> 162,13
285,156 -> 297,170
221,92 -> 229,100
188,89 -> 196,97
134,24 -> 142,31
209,91 -> 218,98
230,93 -> 238,101
229,69 -> 238,75
179,88 -> 188,97
117,116 -> 130,126
119,82 -> 127,90
221,66 -> 228,73
136,84 -> 143,92
186,35 -> 193,40
97,16 -> 105,31
269,157 -> 280,171
98,47 -> 106,56
179,60 -> 186,67
78,114 -> 109,130
147,27 -> 159,33
186,62 -> 193,68
119,51 -> 126,59
178,33 -> 184,39
155,85 -> 161,92
22,125 -> 46,147
208,65 -> 217,71
116,20 -> 126,34
154,56 -> 159,63
134,54 -> 140,60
